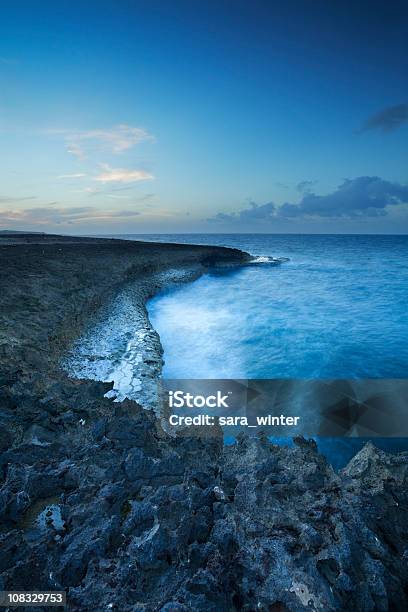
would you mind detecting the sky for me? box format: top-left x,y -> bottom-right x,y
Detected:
0,0 -> 407,234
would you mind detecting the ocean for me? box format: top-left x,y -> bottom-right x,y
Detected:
83,234 -> 408,467
142,234 -> 408,380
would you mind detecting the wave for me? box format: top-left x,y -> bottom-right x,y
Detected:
249,255 -> 290,265
213,255 -> 289,269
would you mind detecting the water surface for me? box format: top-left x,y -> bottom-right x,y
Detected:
144,234 -> 408,379
86,233 -> 408,467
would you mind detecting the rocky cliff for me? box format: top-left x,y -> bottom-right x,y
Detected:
0,234 -> 407,611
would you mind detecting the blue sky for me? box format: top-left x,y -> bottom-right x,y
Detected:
0,0 -> 407,233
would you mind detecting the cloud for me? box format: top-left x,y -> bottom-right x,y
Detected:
58,173 -> 87,179
0,195 -> 36,203
297,180 -> 317,193
0,205 -> 141,227
105,194 -> 131,200
49,124 -> 154,159
107,210 -> 141,217
208,201 -> 276,224
284,177 -> 408,218
134,193 -> 156,203
359,103 -> 408,133
208,176 -> 408,223
94,163 -> 154,183
66,142 -> 86,160
238,201 -> 276,220
78,185 -> 156,202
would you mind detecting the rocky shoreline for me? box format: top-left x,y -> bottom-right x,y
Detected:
1,233 -> 408,611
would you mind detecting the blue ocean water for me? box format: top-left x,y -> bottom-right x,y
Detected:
140,234 -> 408,380
96,234 -> 408,467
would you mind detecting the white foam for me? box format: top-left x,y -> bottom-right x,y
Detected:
249,255 -> 290,264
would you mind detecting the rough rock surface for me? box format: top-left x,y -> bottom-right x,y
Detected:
1,234 -> 407,611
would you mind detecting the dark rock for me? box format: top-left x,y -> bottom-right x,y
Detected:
1,235 -> 407,611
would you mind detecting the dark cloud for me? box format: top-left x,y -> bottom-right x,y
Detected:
359,103 -> 408,133
297,180 -> 317,193
289,177 -> 408,218
208,177 -> 408,223
208,201 -> 276,223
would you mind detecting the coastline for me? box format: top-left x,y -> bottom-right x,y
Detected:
0,232 -> 250,381
1,233 -> 408,610
62,248 -> 249,409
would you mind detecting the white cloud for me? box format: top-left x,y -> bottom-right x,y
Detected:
94,163 -> 154,183
0,205 -> 141,227
0,195 -> 36,203
66,141 -> 86,160
58,173 -> 87,179
49,124 -> 154,159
